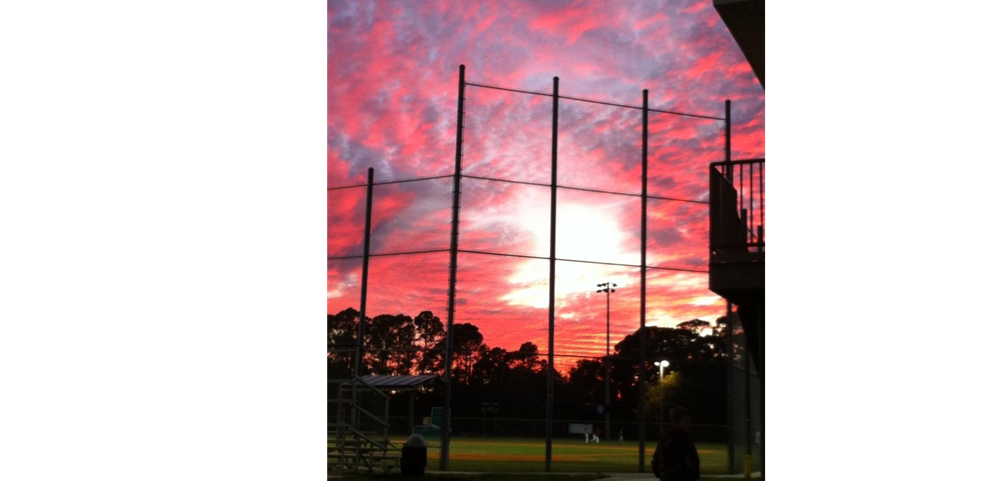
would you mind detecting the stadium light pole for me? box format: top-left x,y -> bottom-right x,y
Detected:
596,282 -> 617,440
654,359 -> 669,381
654,360 -> 669,436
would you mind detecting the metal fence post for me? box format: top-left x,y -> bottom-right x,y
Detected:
724,100 -> 732,181
545,75 -> 559,473
638,88 -> 649,473
726,301 -> 735,474
355,167 -> 374,378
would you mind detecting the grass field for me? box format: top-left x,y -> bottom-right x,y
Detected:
332,474 -> 608,481
329,435 -> 730,474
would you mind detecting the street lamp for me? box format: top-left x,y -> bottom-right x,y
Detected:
653,359 -> 670,381
596,282 -> 617,440
654,360 -> 669,435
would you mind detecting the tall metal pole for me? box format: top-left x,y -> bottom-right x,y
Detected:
658,363 -> 666,439
759,304 -> 767,481
596,282 -> 615,441
638,89 -> 649,472
351,167 -> 375,437
726,301 -> 735,473
355,167 -> 374,378
440,64 -> 466,471
744,339 -> 753,476
604,285 -> 611,442
545,75 -> 559,473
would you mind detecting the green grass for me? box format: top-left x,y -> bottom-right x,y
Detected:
329,436 -> 730,474
331,474 -> 608,481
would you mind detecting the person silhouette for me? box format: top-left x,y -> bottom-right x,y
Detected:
592,428 -> 600,443
584,426 -> 590,443
619,428 -> 624,443
651,407 -> 699,481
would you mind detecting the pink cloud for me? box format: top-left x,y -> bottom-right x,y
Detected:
528,1 -> 617,45
634,12 -> 669,31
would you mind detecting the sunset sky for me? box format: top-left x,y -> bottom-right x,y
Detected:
327,0 -> 765,369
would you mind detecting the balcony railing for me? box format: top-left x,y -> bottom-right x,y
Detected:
710,159 -> 764,263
